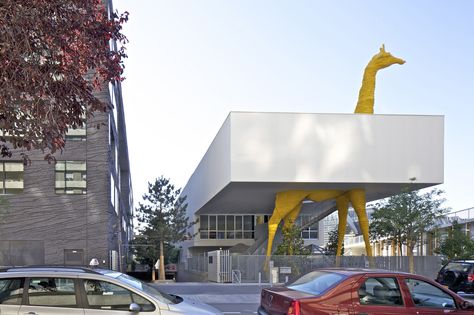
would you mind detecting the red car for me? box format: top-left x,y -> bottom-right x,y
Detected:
258,268 -> 474,315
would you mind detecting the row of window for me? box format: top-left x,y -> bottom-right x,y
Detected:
0,161 -> 87,195
199,214 -> 319,240
199,215 -> 255,240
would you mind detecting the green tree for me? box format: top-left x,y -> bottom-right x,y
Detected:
435,221 -> 474,263
325,228 -> 344,256
275,222 -> 310,255
370,186 -> 448,272
135,176 -> 193,280
130,235 -> 180,268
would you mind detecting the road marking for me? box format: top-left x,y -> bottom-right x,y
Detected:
222,312 -> 241,314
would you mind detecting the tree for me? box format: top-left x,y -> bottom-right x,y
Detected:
275,222 -> 310,256
135,176 -> 193,280
130,235 -> 180,269
435,221 -> 474,263
370,186 -> 449,272
0,0 -> 128,161
325,228 -> 344,256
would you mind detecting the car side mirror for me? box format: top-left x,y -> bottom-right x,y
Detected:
460,300 -> 474,310
129,303 -> 142,312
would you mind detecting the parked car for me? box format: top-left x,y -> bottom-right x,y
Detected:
436,260 -> 474,294
258,268 -> 474,315
0,266 -> 222,315
165,263 -> 178,279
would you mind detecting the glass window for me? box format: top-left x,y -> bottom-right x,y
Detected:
0,278 -> 24,305
65,111 -> 86,141
84,279 -> 154,311
65,123 -> 86,141
28,277 -> 77,307
235,216 -> 243,230
226,216 -> 234,231
0,162 -> 23,194
243,215 -> 253,230
218,216 -> 225,230
200,215 -> 209,230
288,271 -> 347,295
55,161 -> 86,194
405,278 -> 456,309
209,216 -> 216,230
359,277 -> 403,306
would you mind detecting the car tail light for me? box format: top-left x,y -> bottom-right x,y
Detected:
468,273 -> 474,283
287,300 -> 300,315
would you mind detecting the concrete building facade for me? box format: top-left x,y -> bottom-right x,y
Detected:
0,1 -> 132,271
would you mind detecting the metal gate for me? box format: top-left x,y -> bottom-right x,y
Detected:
207,250 -> 232,283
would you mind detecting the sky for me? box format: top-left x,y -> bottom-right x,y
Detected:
113,0 -> 474,212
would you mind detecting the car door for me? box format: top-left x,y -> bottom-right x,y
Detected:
403,277 -> 473,314
81,278 -> 159,315
0,277 -> 24,315
19,276 -> 84,315
352,275 -> 407,315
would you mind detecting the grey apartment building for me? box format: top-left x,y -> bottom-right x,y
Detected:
0,1 -> 133,271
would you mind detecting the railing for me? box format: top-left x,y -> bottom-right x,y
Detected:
183,254 -> 443,283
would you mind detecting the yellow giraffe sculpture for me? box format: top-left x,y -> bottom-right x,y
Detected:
355,44 -> 405,114
266,45 -> 404,259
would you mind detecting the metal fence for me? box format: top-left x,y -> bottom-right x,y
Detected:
184,254 -> 443,283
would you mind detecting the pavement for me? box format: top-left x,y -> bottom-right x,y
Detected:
153,282 -> 271,314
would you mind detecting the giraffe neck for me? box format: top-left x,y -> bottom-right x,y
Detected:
354,67 -> 378,114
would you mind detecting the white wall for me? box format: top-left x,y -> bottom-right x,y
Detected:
230,112 -> 443,184
181,114 -> 231,235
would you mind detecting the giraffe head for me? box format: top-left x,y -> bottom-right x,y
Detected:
370,44 -> 405,70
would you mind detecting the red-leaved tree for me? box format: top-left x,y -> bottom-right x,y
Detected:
0,0 -> 128,162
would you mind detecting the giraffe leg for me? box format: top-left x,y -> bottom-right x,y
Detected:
349,189 -> 374,267
335,193 -> 349,257
266,191 -> 308,257
283,204 -> 302,230
266,212 -> 283,257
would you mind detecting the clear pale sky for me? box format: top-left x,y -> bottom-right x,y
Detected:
114,0 -> 474,212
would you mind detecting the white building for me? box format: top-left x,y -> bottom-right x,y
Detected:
180,111 -> 444,259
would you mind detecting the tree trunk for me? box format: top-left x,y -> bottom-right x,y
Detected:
159,240 -> 165,281
407,241 -> 415,273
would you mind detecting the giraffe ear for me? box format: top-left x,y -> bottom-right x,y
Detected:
380,44 -> 386,53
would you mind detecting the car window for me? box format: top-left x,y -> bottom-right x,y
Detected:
405,278 -> 456,309
84,279 -> 155,312
443,262 -> 472,273
0,278 -> 24,305
28,277 -> 77,307
358,277 -> 403,306
287,271 -> 347,295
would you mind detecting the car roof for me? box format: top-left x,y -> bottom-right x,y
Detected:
0,265 -> 112,275
313,268 -> 414,276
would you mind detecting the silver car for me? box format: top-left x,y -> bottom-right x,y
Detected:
0,266 -> 222,315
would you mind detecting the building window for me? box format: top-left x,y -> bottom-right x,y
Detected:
297,215 -> 318,239
199,215 -> 255,240
65,124 -> 86,141
0,162 -> 23,194
55,161 -> 86,194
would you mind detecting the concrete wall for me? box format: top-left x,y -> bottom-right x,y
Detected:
230,112 -> 443,184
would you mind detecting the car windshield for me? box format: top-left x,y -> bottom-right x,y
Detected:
115,273 -> 178,304
288,271 -> 347,295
